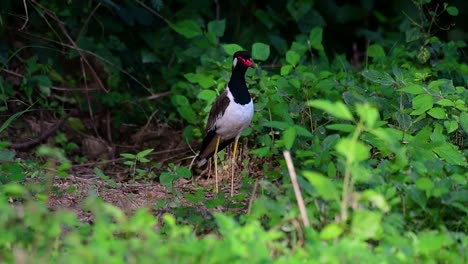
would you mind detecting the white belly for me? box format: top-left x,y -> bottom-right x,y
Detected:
216,96 -> 253,140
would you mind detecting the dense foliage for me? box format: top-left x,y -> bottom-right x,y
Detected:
0,0 -> 467,263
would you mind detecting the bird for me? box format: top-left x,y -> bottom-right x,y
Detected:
196,50 -> 254,195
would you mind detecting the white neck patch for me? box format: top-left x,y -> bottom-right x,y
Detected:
232,57 -> 238,68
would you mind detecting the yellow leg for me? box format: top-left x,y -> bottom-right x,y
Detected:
214,136 -> 221,193
231,138 -> 239,196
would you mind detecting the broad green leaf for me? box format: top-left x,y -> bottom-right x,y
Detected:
178,106 -> 197,123
308,100 -> 354,121
293,125 -> 313,138
197,90 -> 217,102
416,178 -> 434,191
320,223 -> 343,240
280,65 -> 293,75
141,50 -> 158,63
399,84 -> 425,94
120,153 -> 135,159
303,171 -> 339,201
137,148 -> 154,158
418,231 -> 453,254
160,172 -> 174,189
360,190 -> 390,212
282,126 -> 296,150
207,19 -> 225,37
460,112 -> 468,133
184,73 -> 198,83
396,112 -> 412,131
261,121 -> 290,129
443,120 -> 458,134
197,75 -> 215,89
286,50 -> 300,66
170,20 -> 202,38
252,42 -> 270,61
361,70 -> 394,86
2,183 -> 26,197
309,27 -> 324,51
326,124 -> 355,132
446,6 -> 459,16
356,104 -> 379,129
336,138 -> 370,163
351,210 -> 382,240
0,150 -> 15,161
432,143 -> 466,166
222,44 -> 244,55
367,44 -> 385,59
176,167 -> 192,179
436,99 -> 454,106
411,93 -> 433,115
427,107 -> 446,119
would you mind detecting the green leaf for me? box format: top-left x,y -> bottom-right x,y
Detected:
436,99 -> 454,106
326,124 -> 355,132
222,44 -> 244,55
432,143 -> 466,166
176,166 -> 192,179
160,172 -> 174,189
308,100 -> 354,121
252,42 -> 270,61
0,150 -> 15,161
356,104 -> 379,129
336,138 -> 370,163
362,70 -> 394,86
170,20 -> 202,38
282,126 -> 296,150
207,19 -> 225,37
309,27 -> 324,51
137,148 -> 154,158
293,125 -> 313,138
446,6 -> 459,16
320,223 -> 343,240
351,210 -> 382,240
367,44 -> 385,58
286,50 -> 300,66
396,112 -> 412,131
427,107 -> 446,119
399,84 -> 425,94
198,90 -> 217,102
280,65 -> 293,75
443,120 -> 458,134
459,112 -> 468,133
411,93 -> 433,115
303,171 -> 339,201
416,178 -> 434,191
0,106 -> 33,133
120,153 -> 136,159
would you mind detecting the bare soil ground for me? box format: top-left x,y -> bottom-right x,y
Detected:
3,110 -> 262,223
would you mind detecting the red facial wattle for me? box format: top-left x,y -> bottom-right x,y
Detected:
237,56 -> 253,67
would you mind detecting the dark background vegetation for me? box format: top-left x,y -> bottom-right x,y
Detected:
0,0 -> 466,262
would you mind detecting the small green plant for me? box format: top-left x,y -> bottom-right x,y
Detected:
120,148 -> 154,177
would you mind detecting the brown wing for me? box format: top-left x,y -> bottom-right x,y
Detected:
205,89 -> 230,134
198,90 -> 230,162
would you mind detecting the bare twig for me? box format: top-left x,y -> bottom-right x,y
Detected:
247,179 -> 259,215
135,0 -> 171,25
283,150 -> 310,227
138,91 -> 172,101
19,0 -> 29,30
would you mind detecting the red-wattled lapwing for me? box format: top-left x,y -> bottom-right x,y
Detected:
197,51 -> 254,196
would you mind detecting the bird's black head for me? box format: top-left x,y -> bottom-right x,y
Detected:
232,51 -> 253,69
